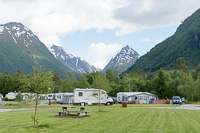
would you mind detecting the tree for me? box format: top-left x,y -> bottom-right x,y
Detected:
175,57 -> 189,73
106,69 -> 114,82
92,72 -> 110,93
20,66 -> 54,128
80,73 -> 90,88
16,91 -> 23,102
52,70 -> 60,84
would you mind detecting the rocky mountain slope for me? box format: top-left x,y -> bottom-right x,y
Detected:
0,22 -> 75,76
50,45 -> 98,73
102,45 -> 140,74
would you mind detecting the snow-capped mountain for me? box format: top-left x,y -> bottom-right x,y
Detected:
0,22 -> 75,76
102,45 -> 140,74
50,45 -> 98,73
0,22 -> 40,47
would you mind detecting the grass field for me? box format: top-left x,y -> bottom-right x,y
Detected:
0,103 -> 200,133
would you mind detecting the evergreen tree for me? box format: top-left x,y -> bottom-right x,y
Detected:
175,57 -> 189,73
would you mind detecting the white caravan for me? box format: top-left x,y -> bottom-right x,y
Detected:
63,93 -> 74,104
22,93 -> 36,101
74,88 -> 113,105
0,93 -> 3,99
56,93 -> 74,104
47,93 -> 56,100
117,92 -> 158,103
6,92 -> 18,101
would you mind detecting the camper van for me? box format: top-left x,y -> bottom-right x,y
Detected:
6,92 -> 18,101
74,88 -> 113,105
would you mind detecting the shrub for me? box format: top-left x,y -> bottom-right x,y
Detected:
3,97 -> 8,101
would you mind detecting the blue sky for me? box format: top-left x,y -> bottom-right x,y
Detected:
1,0 -> 200,69
60,26 -> 177,68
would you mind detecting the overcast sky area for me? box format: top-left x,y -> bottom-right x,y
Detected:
1,0 -> 200,69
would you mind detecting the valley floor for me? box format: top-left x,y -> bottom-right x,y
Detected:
0,103 -> 200,133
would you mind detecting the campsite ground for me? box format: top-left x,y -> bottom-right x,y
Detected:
0,102 -> 200,133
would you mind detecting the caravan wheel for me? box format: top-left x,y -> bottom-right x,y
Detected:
106,102 -> 111,106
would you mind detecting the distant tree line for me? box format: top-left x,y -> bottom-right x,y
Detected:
1,57 -> 200,102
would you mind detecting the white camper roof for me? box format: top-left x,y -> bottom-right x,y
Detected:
63,93 -> 74,96
118,92 -> 156,96
74,88 -> 106,92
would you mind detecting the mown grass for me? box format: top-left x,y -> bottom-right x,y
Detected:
0,103 -> 200,133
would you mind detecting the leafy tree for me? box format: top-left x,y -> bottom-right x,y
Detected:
16,91 -> 23,102
20,66 -> 54,128
92,72 -> 110,93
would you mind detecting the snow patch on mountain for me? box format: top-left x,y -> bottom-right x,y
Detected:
1,22 -> 40,47
50,45 -> 98,73
102,45 -> 140,74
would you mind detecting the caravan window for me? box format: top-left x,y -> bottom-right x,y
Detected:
79,92 -> 83,96
93,93 -> 98,96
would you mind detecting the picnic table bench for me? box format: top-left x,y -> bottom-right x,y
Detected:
55,106 -> 90,118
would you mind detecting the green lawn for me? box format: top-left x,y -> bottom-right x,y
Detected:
0,103 -> 200,133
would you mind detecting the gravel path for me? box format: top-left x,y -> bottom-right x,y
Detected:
0,108 -> 34,112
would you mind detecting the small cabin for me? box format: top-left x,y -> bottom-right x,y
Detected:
117,92 -> 158,104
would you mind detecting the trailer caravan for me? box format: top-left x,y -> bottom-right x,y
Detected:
6,92 -> 18,101
47,93 -> 56,100
0,93 -> 3,99
56,93 -> 74,104
74,88 -> 113,105
22,93 -> 36,101
63,93 -> 74,104
117,92 -> 158,104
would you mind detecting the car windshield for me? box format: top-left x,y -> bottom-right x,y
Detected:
173,97 -> 180,100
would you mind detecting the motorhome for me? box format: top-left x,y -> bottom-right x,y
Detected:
6,92 -> 18,101
74,88 -> 113,105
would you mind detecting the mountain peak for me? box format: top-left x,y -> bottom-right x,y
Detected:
50,45 -> 98,73
0,22 -> 39,47
102,45 -> 140,74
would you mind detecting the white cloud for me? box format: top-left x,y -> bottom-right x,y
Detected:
88,42 -> 122,69
141,38 -> 151,42
0,0 -> 125,46
113,0 -> 200,35
0,0 -> 200,47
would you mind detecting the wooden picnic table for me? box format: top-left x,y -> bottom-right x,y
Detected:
56,106 -> 90,117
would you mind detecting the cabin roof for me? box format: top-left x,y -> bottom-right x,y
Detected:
118,92 -> 156,96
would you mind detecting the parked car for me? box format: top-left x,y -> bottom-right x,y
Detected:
172,96 -> 182,105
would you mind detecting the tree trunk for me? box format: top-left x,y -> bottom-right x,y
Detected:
99,89 -> 101,112
34,90 -> 38,128
192,93 -> 194,102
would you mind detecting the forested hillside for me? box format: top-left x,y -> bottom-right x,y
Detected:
1,58 -> 200,102
122,9 -> 200,75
